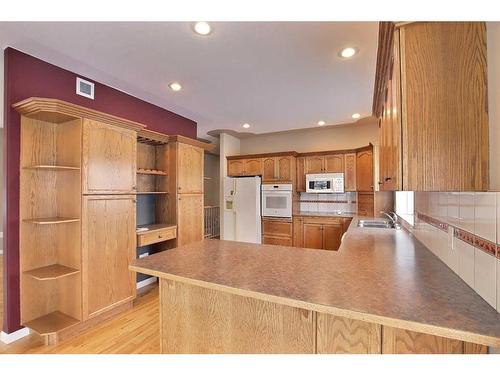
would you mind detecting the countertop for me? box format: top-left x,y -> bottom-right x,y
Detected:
293,211 -> 356,218
130,216 -> 500,346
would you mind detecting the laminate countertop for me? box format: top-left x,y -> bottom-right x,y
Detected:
130,217 -> 500,347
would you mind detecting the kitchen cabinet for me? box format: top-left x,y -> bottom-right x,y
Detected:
296,157 -> 306,192
357,192 -> 374,217
299,217 -> 348,251
262,218 -> 293,246
227,160 -> 244,176
305,154 -> 344,174
82,194 -> 137,320
82,119 -> 137,194
356,149 -> 373,191
344,153 -> 357,191
376,22 -> 489,191
177,193 -> 204,246
227,158 -> 262,177
262,156 -> 295,183
177,142 -> 204,194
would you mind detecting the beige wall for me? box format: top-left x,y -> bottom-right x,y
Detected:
487,22 -> 500,190
204,153 -> 220,207
239,122 -> 379,154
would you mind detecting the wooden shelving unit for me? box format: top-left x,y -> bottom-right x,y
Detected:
19,112 -> 83,337
23,217 -> 80,225
24,264 -> 80,281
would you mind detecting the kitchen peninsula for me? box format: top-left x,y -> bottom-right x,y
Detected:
130,219 -> 500,354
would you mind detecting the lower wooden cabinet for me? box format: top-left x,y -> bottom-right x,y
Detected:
357,192 -> 375,217
82,195 -> 137,320
300,217 -> 346,251
262,218 -> 293,246
177,193 -> 204,246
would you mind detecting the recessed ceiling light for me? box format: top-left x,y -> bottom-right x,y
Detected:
193,22 -> 212,36
242,123 -> 250,129
317,120 -> 326,126
351,113 -> 361,119
339,47 -> 358,58
169,82 -> 182,92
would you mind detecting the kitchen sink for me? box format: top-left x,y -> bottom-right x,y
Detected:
357,219 -> 397,229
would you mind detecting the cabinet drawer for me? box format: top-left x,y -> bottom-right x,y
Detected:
302,217 -> 343,225
137,226 -> 177,247
262,235 -> 293,246
262,219 -> 293,237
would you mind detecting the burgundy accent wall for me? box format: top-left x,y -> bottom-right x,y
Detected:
2,48 -> 197,333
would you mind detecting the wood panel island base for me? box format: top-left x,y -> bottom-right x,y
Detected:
130,234 -> 500,354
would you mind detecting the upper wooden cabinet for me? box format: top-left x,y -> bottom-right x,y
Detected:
177,142 -> 204,194
375,22 -> 489,191
227,158 -> 262,177
305,154 -> 344,174
82,119 -> 137,194
296,157 -> 306,192
305,156 -> 324,174
356,149 -> 374,192
344,153 -> 357,192
262,157 -> 276,181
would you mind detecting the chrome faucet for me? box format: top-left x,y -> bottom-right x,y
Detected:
381,211 -> 400,228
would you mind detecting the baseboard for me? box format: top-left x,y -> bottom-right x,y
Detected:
0,327 -> 30,344
136,276 -> 157,289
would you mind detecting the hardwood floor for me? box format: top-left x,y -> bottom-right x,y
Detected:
0,280 -> 160,354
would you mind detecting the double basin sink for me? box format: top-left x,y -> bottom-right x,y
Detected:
357,219 -> 399,229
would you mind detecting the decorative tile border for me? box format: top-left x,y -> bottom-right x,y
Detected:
417,211 -> 498,258
299,200 -> 355,204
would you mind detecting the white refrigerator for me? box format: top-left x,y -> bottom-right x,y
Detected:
223,176 -> 262,243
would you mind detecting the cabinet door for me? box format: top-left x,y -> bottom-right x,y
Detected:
178,143 -> 204,194
356,150 -> 374,191
82,119 -> 137,194
277,156 -> 292,181
305,156 -> 324,174
244,158 -> 262,176
83,195 -> 136,320
262,235 -> 293,246
303,223 -> 323,250
228,160 -> 244,176
358,192 -> 374,216
177,194 -> 204,246
344,153 -> 357,191
262,157 -> 277,182
323,223 -> 343,251
293,216 -> 304,247
296,157 -> 306,192
324,154 -> 344,173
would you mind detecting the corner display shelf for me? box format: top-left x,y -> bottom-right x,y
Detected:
17,101 -> 83,339
24,264 -> 80,281
24,311 -> 80,335
24,165 -> 80,171
24,217 -> 80,225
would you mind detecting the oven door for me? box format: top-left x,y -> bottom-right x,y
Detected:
261,191 -> 292,218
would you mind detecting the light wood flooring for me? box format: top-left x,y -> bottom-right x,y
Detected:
0,258 -> 160,354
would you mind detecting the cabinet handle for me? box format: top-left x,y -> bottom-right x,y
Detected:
132,186 -> 137,190
178,196 -> 182,201
178,187 -> 181,190
378,181 -> 383,185
384,177 -> 392,182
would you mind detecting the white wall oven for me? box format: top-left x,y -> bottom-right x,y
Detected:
261,184 -> 292,218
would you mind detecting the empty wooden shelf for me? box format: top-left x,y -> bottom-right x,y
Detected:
24,264 -> 80,281
24,165 -> 80,171
137,168 -> 168,176
24,217 -> 80,225
24,311 -> 80,335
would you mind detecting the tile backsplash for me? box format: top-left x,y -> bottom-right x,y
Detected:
409,192 -> 499,314
299,192 -> 357,213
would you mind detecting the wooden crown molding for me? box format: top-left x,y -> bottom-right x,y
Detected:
13,97 -> 145,132
168,135 -> 215,152
227,151 -> 299,160
372,22 -> 396,118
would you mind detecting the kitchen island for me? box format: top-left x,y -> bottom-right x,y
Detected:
130,219 -> 500,354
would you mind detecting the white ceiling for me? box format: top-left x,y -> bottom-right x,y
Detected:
0,22 -> 379,137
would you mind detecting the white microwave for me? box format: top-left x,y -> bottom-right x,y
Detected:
261,184 -> 292,218
306,173 -> 344,193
